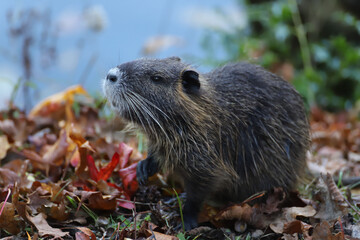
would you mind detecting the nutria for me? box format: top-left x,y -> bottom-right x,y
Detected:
102,57 -> 310,230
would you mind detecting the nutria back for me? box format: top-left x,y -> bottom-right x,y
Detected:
103,57 -> 310,229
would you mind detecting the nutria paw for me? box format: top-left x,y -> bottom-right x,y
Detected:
136,156 -> 159,185
184,213 -> 198,231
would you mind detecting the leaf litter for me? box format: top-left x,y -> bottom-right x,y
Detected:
0,86 -> 360,239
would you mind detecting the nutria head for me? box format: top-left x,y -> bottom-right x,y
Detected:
102,57 -> 212,133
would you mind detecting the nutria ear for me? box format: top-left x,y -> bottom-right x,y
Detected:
182,70 -> 200,93
166,56 -> 181,62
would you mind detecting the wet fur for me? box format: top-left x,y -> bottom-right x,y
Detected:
103,57 -> 310,229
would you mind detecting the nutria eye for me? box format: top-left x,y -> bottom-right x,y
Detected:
151,75 -> 163,82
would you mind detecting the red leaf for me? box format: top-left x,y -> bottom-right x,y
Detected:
119,163 -> 138,196
86,155 -> 99,182
117,198 -> 135,210
98,152 -> 120,181
119,143 -> 133,169
107,182 -> 135,209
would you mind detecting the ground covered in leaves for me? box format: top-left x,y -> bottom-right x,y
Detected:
0,86 -> 360,240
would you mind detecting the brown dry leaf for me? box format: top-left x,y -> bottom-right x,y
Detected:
42,129 -> 69,167
0,135 -> 10,160
284,205 -> 317,219
214,204 -> 253,221
49,200 -> 70,221
312,221 -> 342,240
144,230 -> 178,240
269,205 -> 316,234
0,168 -> 20,187
80,191 -> 117,210
283,220 -> 312,235
213,203 -> 267,229
3,159 -> 26,174
26,212 -> 69,238
75,227 -> 96,240
314,174 -> 347,221
0,202 -> 24,234
28,188 -> 51,214
323,173 -> 346,204
91,138 -> 117,161
75,231 -> 91,240
22,129 -> 69,176
96,179 -> 121,196
0,117 -> 35,145
260,187 -> 286,214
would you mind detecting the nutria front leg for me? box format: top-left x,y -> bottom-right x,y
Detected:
136,156 -> 159,185
183,179 -> 207,230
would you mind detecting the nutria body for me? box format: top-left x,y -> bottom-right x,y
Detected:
103,57 -> 310,230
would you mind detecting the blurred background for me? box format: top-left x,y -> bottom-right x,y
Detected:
1,0 -> 360,113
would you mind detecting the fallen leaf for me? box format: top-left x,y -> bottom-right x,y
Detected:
86,155 -> 100,182
42,129 -> 69,167
80,191 -> 117,210
312,221 -> 342,240
70,149 -> 81,167
119,142 -> 133,169
26,212 -> 69,238
118,162 -> 138,196
0,202 -> 23,234
98,152 -> 120,181
213,203 -> 265,229
260,187 -> 286,214
86,152 -> 119,182
269,205 -> 316,234
0,168 -> 20,187
0,135 -> 10,160
144,229 -> 178,240
22,129 -> 69,176
76,227 -> 96,240
29,85 -> 88,119
49,200 -> 70,221
314,174 -> 347,221
0,116 -> 35,145
284,205 -> 317,219
283,220 -> 312,235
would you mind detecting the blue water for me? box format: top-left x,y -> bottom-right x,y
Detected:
0,0 -> 236,108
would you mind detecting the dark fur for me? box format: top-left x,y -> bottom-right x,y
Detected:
103,57 -> 310,230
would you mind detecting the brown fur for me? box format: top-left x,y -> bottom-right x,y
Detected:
103,57 -> 310,229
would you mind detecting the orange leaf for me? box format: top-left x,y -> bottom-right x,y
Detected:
29,85 -> 88,119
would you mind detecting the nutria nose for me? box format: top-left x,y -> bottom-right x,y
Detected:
106,68 -> 120,83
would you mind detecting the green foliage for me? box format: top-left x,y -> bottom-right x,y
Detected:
200,0 -> 360,111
